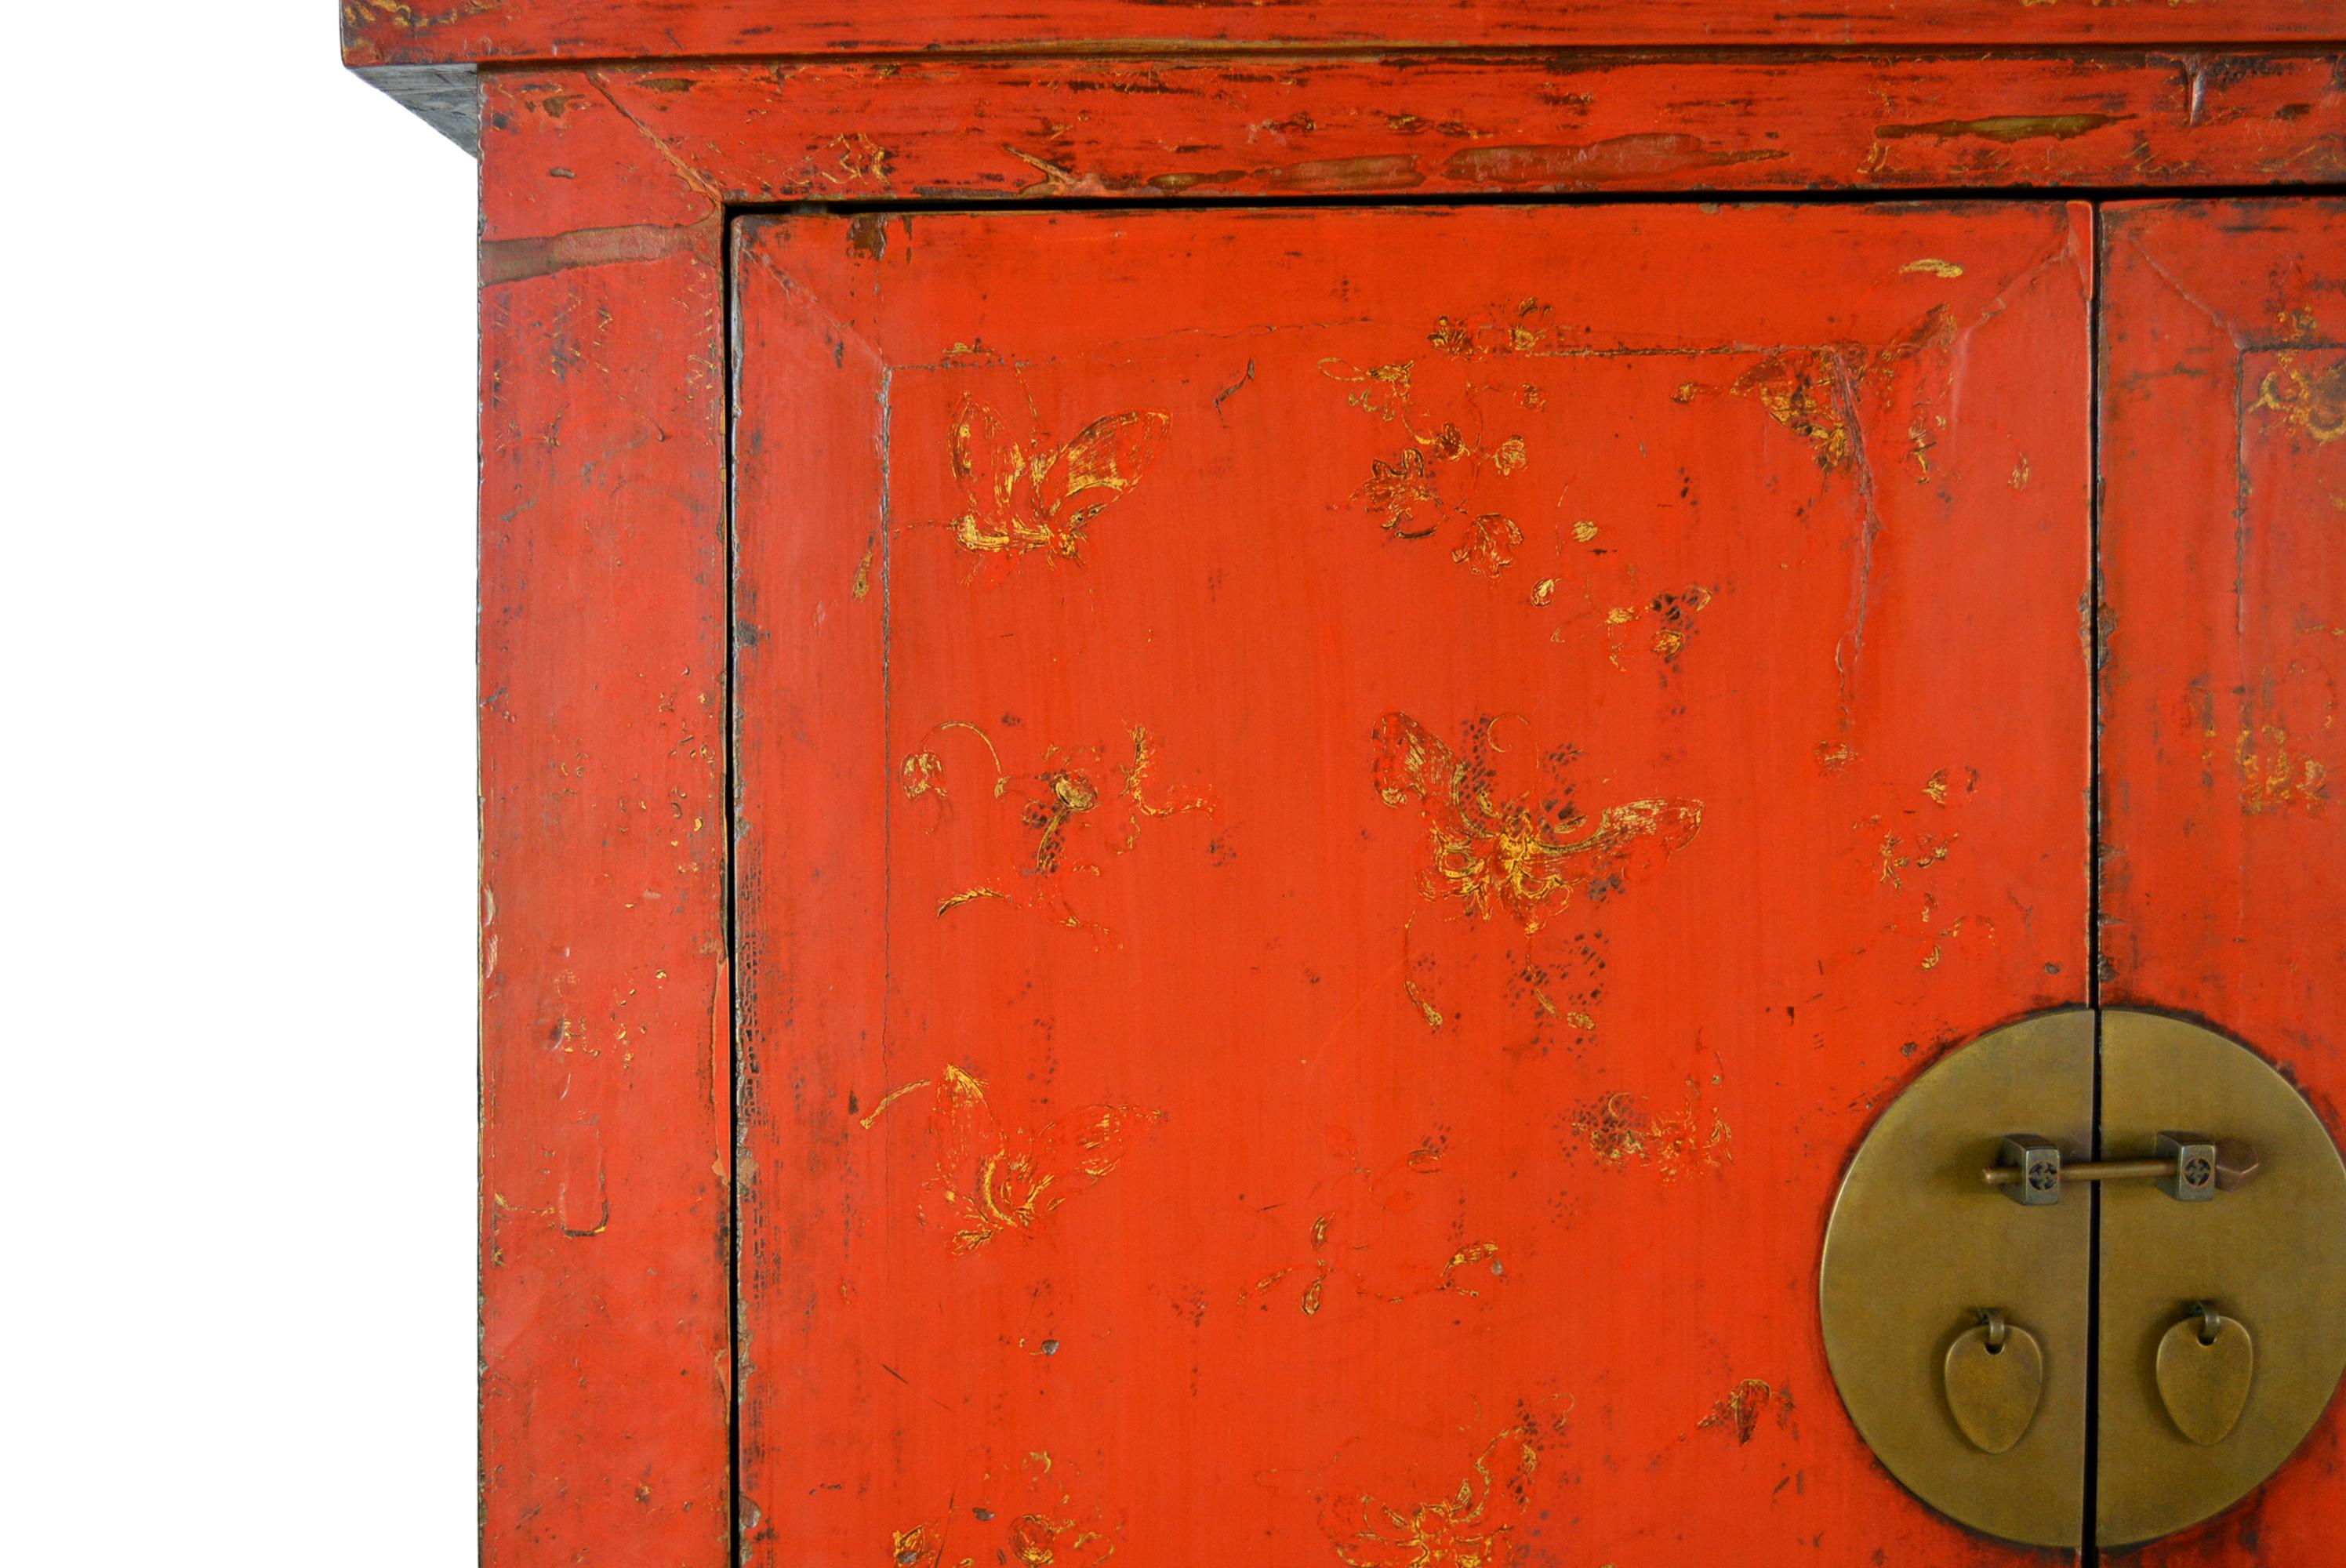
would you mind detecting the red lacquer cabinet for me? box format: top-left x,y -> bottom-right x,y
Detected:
347,6 -> 2346,1565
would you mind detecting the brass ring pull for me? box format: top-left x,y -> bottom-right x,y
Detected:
1944,1308 -> 2044,1454
2157,1304 -> 2255,1446
1982,1132 -> 2261,1206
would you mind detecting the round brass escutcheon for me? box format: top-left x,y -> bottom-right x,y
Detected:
1819,1010 -> 2094,1548
1820,1008 -> 2346,1549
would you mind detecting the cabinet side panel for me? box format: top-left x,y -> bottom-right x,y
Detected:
477,76 -> 732,1566
2101,196 -> 2346,1561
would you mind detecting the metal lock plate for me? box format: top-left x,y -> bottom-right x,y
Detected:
1818,1010 -> 2094,1548
1820,1008 -> 2346,1550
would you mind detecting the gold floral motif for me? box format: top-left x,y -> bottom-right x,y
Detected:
1568,1076 -> 1731,1180
1319,1403 -> 1571,1568
1716,305 -> 1956,474
858,1065 -> 1162,1254
1730,349 -> 1856,470
903,720 -> 1211,931
1322,346 -> 1527,572
1240,1145 -> 1507,1321
893,1453 -> 1119,1567
942,394 -> 1171,567
2237,725 -> 2330,815
1697,1378 -> 1796,1444
2250,352 -> 2346,444
1371,712 -> 1701,935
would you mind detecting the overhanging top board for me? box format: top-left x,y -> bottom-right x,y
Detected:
344,0 -> 2345,67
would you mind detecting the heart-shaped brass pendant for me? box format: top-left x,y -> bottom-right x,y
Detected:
2157,1311 -> 2255,1446
1943,1316 -> 2046,1454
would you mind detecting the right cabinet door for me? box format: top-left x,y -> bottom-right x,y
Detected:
2100,197 -> 2346,1556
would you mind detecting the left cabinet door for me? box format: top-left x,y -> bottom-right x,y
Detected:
731,203 -> 2094,1565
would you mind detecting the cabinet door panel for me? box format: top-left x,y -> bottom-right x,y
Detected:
733,202 -> 2091,1565
2101,196 -> 2346,1562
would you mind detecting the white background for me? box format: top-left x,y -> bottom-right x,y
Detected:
4,4 -> 478,1558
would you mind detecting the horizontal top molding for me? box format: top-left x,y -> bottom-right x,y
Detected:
343,2 -> 2346,67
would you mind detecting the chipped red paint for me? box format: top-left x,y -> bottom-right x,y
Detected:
447,27 -> 2346,1568
477,55 -> 2346,209
476,76 -> 730,1568
344,0 -> 2346,67
731,201 -> 2092,1564
2101,196 -> 2346,1568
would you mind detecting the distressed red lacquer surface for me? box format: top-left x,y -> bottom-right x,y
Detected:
344,0 -> 2344,67
476,78 -> 732,1566
2100,197 -> 2346,1566
461,48 -> 2341,1568
732,202 -> 2092,1565
520,55 -> 2346,205
590,53 -> 2346,201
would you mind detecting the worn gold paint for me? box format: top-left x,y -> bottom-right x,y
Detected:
859,1064 -> 1163,1253
898,1458 -> 1117,1568
1322,336 -> 1531,572
1899,258 -> 1966,278
1726,306 -> 1956,474
1440,1241 -> 1505,1296
1242,1159 -> 1506,1318
1568,1077 -> 1731,1179
909,721 -> 1211,930
1877,830 -> 1955,889
1730,348 -> 1854,469
1451,513 -> 1523,575
2250,352 -> 2346,443
825,130 -> 891,187
943,394 -> 1172,562
2235,725 -> 2330,815
892,1520 -> 947,1567
1697,1378 -> 1790,1443
1005,1512 -> 1113,1566
1320,1404 -> 1570,1568
1372,712 -> 1701,934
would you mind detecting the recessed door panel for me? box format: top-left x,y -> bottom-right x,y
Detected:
732,203 -> 2092,1564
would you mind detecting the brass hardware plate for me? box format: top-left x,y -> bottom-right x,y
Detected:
1819,1011 -> 2093,1548
2097,1010 -> 2346,1546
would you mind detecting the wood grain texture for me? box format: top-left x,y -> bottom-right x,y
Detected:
476,72 -> 731,1565
730,201 -> 2091,1566
2099,196 -> 2346,1564
343,0 -> 2346,67
539,54 -> 2346,201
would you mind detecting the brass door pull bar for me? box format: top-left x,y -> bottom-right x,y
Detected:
1985,1133 -> 2261,1205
